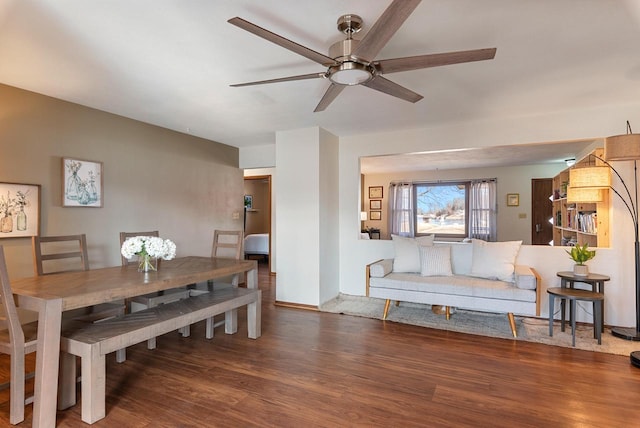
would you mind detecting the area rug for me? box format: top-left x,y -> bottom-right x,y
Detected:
320,294 -> 638,356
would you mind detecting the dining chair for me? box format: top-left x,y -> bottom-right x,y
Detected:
32,234 -> 126,361
120,231 -> 190,349
0,245 -> 38,425
201,230 -> 243,338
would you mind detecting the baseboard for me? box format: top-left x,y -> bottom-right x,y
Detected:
274,301 -> 318,311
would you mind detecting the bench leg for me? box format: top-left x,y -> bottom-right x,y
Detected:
225,309 -> 238,334
147,337 -> 156,350
206,317 -> 214,339
57,352 -> 77,411
115,348 -> 126,363
507,312 -> 517,338
81,347 -> 106,424
247,291 -> 262,339
179,325 -> 191,337
382,299 -> 391,320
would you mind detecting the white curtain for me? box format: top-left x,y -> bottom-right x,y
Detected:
468,179 -> 497,241
388,183 -> 414,237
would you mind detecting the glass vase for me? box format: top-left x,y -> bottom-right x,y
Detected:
138,254 -> 157,273
16,206 -> 27,231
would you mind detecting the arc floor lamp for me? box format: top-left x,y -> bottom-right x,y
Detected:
568,122 -> 640,367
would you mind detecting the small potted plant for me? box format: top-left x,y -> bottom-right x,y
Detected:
566,243 -> 596,276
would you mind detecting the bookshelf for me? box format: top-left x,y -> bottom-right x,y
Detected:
552,148 -> 610,247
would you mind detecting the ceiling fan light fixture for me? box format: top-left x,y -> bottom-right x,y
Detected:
329,62 -> 372,85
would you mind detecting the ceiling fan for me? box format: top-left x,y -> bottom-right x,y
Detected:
228,0 -> 496,112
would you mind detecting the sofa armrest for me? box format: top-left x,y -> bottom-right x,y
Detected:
514,265 -> 537,290
369,259 -> 393,278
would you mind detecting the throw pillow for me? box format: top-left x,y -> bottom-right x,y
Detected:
470,239 -> 522,282
419,245 -> 453,277
391,234 -> 435,273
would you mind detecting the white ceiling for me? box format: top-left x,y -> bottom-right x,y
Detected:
1,0 -> 639,169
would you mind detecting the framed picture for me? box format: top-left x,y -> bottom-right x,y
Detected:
507,193 -> 520,207
0,182 -> 41,238
369,186 -> 383,199
63,158 -> 103,207
370,211 -> 382,221
370,200 -> 382,210
244,195 -> 253,209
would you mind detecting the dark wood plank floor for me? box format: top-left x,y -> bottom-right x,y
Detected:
2,260 -> 639,427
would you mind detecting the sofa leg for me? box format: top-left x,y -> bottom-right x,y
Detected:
382,299 -> 391,320
395,301 -> 400,307
445,306 -> 451,320
507,313 -> 517,338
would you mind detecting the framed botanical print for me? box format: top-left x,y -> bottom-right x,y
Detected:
63,158 -> 103,207
369,186 -> 383,199
370,211 -> 382,221
0,182 -> 40,238
507,193 -> 520,206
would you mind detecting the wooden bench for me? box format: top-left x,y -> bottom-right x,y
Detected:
58,286 -> 261,424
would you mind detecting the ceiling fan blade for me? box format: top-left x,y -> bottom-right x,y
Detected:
352,0 -> 421,62
228,17 -> 337,67
363,76 -> 423,103
314,84 -> 346,112
374,48 -> 497,74
231,72 -> 326,87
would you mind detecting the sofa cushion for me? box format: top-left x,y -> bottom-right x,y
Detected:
391,234 -> 435,273
419,245 -> 453,277
470,239 -> 522,282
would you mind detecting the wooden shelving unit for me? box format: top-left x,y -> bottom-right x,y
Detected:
552,148 -> 610,247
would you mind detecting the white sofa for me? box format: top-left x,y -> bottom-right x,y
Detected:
366,238 -> 540,337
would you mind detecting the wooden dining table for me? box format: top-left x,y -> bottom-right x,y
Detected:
10,256 -> 258,428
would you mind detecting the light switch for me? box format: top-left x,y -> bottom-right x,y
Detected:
518,213 -> 527,219
232,211 -> 240,220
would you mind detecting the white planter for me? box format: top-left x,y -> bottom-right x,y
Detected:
573,264 -> 589,276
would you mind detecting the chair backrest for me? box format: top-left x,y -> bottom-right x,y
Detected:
212,230 -> 243,260
32,234 -> 89,276
0,245 -> 26,349
119,230 -> 160,267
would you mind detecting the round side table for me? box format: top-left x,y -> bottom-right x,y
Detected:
556,271 -> 609,334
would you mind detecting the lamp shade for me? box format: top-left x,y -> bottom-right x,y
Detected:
566,186 -> 605,203
604,133 -> 640,161
569,166 -> 611,189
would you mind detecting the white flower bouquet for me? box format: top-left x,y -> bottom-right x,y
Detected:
121,236 -> 177,272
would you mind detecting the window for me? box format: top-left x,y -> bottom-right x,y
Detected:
415,182 -> 468,238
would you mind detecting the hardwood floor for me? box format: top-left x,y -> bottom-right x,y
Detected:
2,260 -> 639,427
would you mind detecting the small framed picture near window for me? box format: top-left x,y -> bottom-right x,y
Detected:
369,186 -> 383,199
63,158 -> 103,207
370,211 -> 382,221
0,182 -> 41,238
370,200 -> 382,210
507,193 -> 519,207
244,195 -> 253,209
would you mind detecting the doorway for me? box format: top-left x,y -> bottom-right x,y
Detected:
243,175 -> 272,272
531,178 -> 553,245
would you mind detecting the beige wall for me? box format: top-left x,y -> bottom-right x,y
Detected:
0,84 -> 243,279
362,163 -> 565,243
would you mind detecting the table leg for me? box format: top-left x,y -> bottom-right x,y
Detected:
549,294 -> 555,337
32,298 -> 63,428
560,298 -> 566,332
247,266 -> 258,289
571,299 -> 577,347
